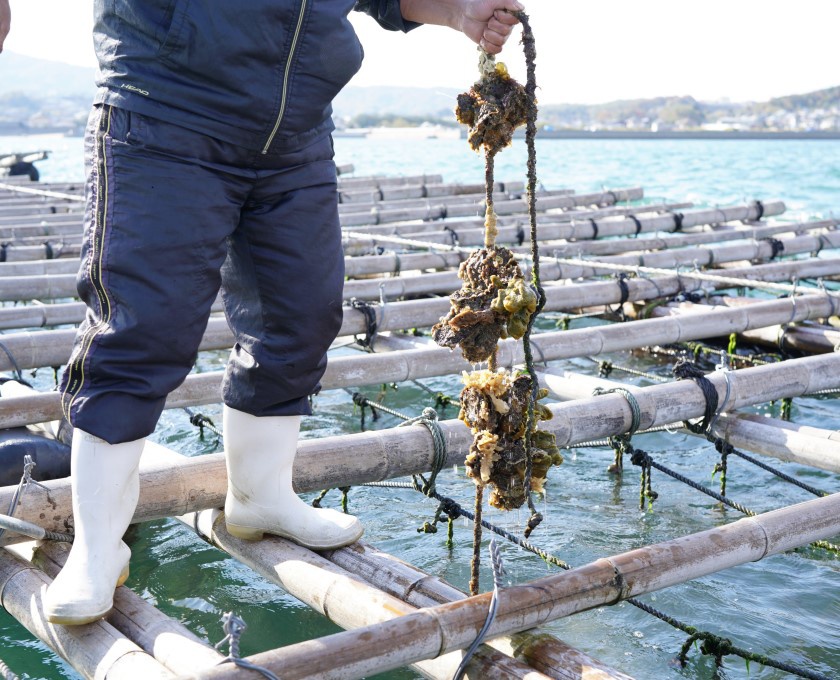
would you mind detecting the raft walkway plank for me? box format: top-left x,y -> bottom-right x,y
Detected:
178,493 -> 840,680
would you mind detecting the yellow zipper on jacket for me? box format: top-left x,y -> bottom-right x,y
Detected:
262,0 -> 308,154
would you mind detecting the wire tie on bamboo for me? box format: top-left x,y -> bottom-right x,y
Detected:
376,282 -> 393,329
215,612 -> 279,680
816,278 -> 839,317
750,198 -> 765,221
453,538 -> 506,680
588,217 -> 599,239
0,455 -> 67,543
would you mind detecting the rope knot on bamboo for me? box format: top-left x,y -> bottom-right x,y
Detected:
673,359 -> 719,434
348,297 -> 378,350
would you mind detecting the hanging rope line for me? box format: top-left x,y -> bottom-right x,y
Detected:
214,612 -> 279,680
453,538 -> 506,680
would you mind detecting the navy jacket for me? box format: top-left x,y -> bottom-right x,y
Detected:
93,0 -> 418,153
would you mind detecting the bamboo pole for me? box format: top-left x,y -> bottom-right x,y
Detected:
337,187 -> 570,216
347,201 -> 784,249
0,206 -> 707,279
712,412 -> 840,473
560,218 -> 838,258
534,369 -> 840,473
338,180 -> 524,203
2,254 -> 838,337
642,299 -> 840,353
0,547 -> 175,679
18,540 -> 228,675
179,509 -> 557,680
336,173 -> 444,188
545,230 -> 840,280
1,221 -> 836,305
535,352 -> 840,446
323,542 -> 633,680
2,352 -> 838,545
339,188 -> 644,228
340,202 -> 695,241
2,293 -> 838,423
181,492 -> 840,680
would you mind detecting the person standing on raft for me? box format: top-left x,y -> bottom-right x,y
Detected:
0,0 -> 523,625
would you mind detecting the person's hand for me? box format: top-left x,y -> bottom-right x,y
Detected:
459,0 -> 523,55
0,0 -> 10,53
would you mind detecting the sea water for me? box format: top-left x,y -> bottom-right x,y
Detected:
1,133 -> 839,679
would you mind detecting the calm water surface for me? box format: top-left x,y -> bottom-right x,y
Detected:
1,133 -> 838,679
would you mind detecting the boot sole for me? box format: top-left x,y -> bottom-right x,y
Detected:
45,563 -> 129,626
226,521 -> 363,550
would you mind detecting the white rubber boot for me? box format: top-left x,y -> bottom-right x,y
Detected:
223,406 -> 363,549
43,429 -> 144,625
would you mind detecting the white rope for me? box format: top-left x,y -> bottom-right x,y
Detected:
551,256 -> 838,297
0,182 -> 85,203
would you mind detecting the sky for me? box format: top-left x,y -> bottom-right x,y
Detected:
4,0 -> 839,105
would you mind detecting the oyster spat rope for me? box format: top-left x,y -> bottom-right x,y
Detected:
432,11 -> 557,519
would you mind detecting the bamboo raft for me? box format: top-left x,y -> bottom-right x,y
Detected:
0,168 -> 838,680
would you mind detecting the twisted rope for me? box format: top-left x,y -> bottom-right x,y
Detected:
215,612 -> 279,680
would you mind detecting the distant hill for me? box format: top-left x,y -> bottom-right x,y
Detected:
1,52 -> 97,97
768,86 -> 840,111
1,53 -> 837,133
332,85 -> 462,120
539,85 -> 840,130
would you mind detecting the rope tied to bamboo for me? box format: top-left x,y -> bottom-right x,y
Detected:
610,272 -> 632,320
215,612 -> 279,680
672,359 -> 719,435
670,211 -> 684,232
0,455 -> 67,543
184,407 -> 222,440
760,237 -> 786,261
348,297 -> 378,350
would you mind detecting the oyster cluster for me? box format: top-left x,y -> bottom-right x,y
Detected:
459,368 -> 562,510
455,61 -> 531,155
432,246 -> 537,363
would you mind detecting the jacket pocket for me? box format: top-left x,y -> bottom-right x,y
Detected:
112,0 -> 189,56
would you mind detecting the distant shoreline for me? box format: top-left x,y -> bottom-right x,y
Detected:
533,129 -> 840,140
4,126 -> 840,142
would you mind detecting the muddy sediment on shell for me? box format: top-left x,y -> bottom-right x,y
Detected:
459,368 -> 562,510
432,246 -> 537,363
